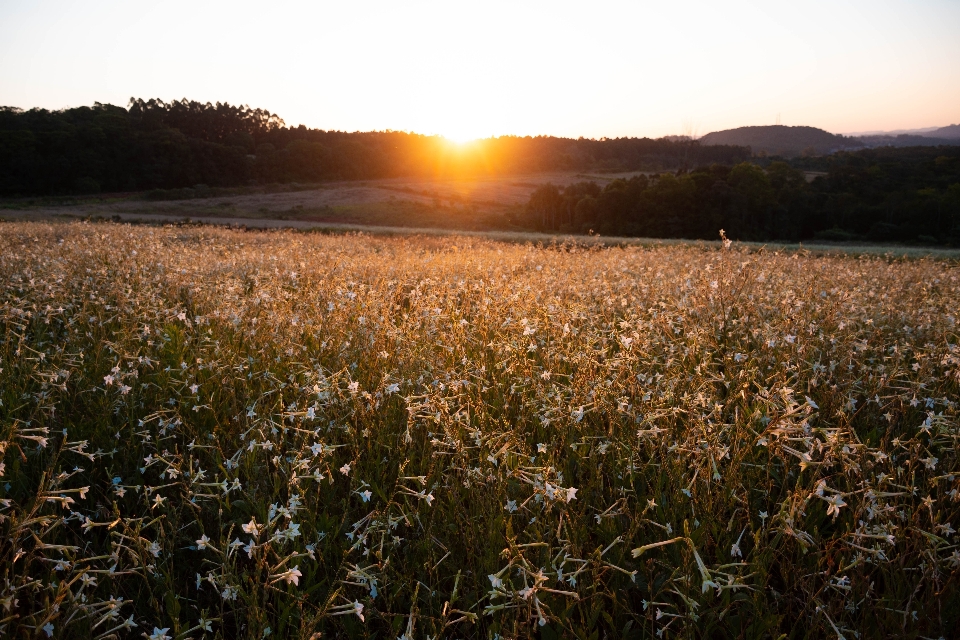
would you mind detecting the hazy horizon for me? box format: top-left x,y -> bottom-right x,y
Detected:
2,0 -> 959,141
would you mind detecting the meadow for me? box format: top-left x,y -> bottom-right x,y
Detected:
1,221 -> 959,639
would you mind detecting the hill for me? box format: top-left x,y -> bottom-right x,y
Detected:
698,125 -> 861,157
925,124 -> 960,139
857,133 -> 960,148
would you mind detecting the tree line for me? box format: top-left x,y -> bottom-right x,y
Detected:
518,147 -> 960,244
0,99 -> 750,196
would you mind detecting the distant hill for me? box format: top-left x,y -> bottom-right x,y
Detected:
858,134 -> 960,148
924,124 -> 960,139
699,125 -> 861,157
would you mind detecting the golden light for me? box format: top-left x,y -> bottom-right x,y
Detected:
441,129 -> 483,145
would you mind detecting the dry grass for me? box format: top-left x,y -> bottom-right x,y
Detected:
1,221 -> 959,639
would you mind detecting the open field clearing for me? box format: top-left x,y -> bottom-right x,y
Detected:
0,171 -> 649,232
2,221 -> 960,638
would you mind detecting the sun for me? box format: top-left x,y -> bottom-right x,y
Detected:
442,130 -> 482,145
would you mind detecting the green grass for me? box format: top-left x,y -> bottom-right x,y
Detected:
1,221 -> 959,639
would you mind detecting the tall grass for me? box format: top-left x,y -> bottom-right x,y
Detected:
1,221 -> 958,639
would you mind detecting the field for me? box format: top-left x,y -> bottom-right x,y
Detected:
0,172 -> 648,232
1,221 -> 959,639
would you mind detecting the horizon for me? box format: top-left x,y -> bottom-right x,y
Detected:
2,1 -> 959,141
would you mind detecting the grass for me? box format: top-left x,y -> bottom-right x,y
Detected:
1,221 -> 959,639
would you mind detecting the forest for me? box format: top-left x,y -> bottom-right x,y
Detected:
519,147 -> 960,244
2,99 -> 959,245
0,99 -> 748,196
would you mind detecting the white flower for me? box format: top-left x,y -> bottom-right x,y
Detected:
242,518 -> 260,536
505,500 -> 517,513
385,383 -> 400,394
190,383 -> 199,394
361,490 -> 372,502
196,534 -> 210,550
43,622 -> 54,637
565,487 -> 578,503
340,463 -> 351,475
348,381 -> 360,394
488,574 -> 503,589
537,443 -> 547,453
276,565 -> 302,586
103,374 -> 114,386
824,494 -> 847,518
148,628 -> 171,640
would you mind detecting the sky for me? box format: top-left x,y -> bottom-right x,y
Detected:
1,0 -> 958,141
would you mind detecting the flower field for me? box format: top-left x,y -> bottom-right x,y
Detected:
1,221 -> 959,639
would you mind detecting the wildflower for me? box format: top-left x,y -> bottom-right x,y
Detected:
43,623 -> 54,637
505,500 -> 517,513
565,487 -> 578,503
196,535 -> 210,550
348,381 -> 360,395
340,463 -> 351,475
242,518 -> 260,536
922,456 -> 938,470
537,443 -> 547,453
148,628 -> 171,640
360,490 -> 372,502
489,574 -> 503,589
103,374 -> 114,386
244,539 -> 257,558
190,383 -> 199,394
824,494 -> 847,518
275,565 -> 302,586
731,528 -> 745,557
385,383 -> 399,394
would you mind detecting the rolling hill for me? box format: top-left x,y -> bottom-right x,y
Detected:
925,124 -> 960,139
700,125 -> 863,157
698,125 -> 861,157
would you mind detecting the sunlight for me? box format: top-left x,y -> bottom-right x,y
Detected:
441,129 -> 482,145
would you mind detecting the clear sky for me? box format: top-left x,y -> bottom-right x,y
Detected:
1,0 -> 958,141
